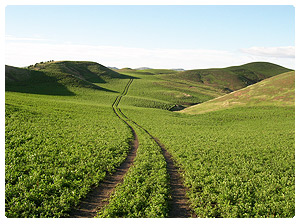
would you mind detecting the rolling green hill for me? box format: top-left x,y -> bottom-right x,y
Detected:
5,61 -> 135,95
119,63 -> 295,218
163,62 -> 292,93
181,71 -> 295,114
5,60 -> 295,218
29,61 -> 131,83
113,61 -> 294,118
117,62 -> 292,110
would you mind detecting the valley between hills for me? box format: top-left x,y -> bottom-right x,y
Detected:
5,61 -> 295,218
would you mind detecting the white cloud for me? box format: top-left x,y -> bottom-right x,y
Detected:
240,46 -> 295,58
5,35 -> 51,42
5,42 -> 295,69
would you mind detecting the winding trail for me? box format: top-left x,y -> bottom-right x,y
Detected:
116,80 -> 195,218
70,78 -> 194,218
119,108 -> 194,217
69,79 -> 138,218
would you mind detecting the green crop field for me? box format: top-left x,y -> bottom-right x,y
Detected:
5,89 -> 132,217
5,61 -> 295,218
122,106 -> 294,217
97,126 -> 169,218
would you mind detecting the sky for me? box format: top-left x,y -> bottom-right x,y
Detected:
5,5 -> 295,69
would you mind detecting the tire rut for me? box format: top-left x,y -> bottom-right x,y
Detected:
115,80 -> 195,217
69,79 -> 138,218
122,114 -> 195,217
154,138 -> 196,218
70,78 -> 195,218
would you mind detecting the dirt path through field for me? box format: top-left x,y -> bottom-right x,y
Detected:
120,112 -> 195,217
115,80 -> 194,217
154,138 -> 195,218
125,117 -> 196,218
70,78 -> 194,218
69,79 -> 138,218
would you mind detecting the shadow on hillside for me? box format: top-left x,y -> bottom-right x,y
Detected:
113,73 -> 140,80
5,82 -> 119,96
90,85 -> 118,93
5,67 -> 75,96
5,83 -> 77,96
5,66 -> 120,96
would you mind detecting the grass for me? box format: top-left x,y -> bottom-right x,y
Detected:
97,126 -> 169,218
5,61 -> 295,218
226,61 -> 292,77
165,62 -> 292,92
96,79 -> 170,218
6,61 -> 137,96
116,65 -> 295,217
5,63 -> 172,217
181,71 -> 295,114
122,105 -> 295,217
5,89 -> 132,217
5,63 -> 138,217
118,70 -> 223,109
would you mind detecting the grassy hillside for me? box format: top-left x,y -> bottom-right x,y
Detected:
117,68 -> 179,76
116,62 -> 295,217
30,61 -> 132,83
5,63 -> 171,218
6,60 -> 295,218
226,61 -> 292,77
163,62 -> 292,93
6,65 -> 94,95
117,62 -> 292,111
181,71 -> 295,114
5,84 -> 133,217
5,61 -> 136,95
118,69 -> 223,110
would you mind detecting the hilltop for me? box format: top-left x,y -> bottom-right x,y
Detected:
108,62 -> 293,110
180,71 -> 295,114
6,60 -> 292,106
5,59 -> 295,218
28,61 -> 131,82
163,62 -> 292,93
5,61 -> 133,95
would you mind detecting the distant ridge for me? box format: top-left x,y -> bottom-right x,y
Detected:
135,67 -> 185,72
171,68 -> 185,71
108,66 -> 119,70
135,67 -> 153,70
6,60 -> 291,99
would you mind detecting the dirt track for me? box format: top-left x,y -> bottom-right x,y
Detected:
69,79 -> 194,218
69,80 -> 138,218
115,79 -> 194,217
120,108 -> 195,217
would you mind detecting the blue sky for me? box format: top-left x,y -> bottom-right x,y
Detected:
5,5 -> 295,69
